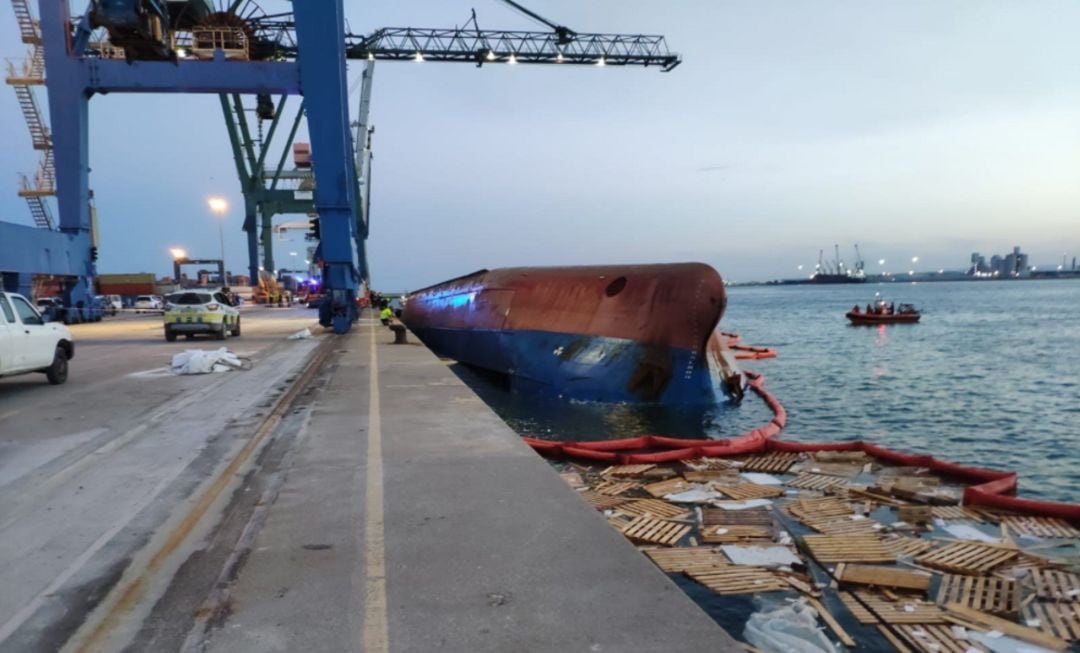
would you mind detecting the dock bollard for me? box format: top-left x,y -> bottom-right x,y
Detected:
389,323 -> 408,344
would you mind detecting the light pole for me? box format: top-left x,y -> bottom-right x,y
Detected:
207,197 -> 228,283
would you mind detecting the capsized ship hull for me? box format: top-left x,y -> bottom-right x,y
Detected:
402,264 -> 741,404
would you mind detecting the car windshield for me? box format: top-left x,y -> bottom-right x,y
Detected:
174,293 -> 213,305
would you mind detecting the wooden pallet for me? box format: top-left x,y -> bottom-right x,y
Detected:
995,552 -> 1055,579
931,506 -> 985,522
916,541 -> 1019,575
683,470 -> 738,483
620,516 -> 691,546
788,496 -> 854,522
889,624 -> 988,653
741,451 -> 800,474
640,546 -> 730,574
839,590 -> 945,624
592,480 -> 640,496
787,473 -> 848,492
714,482 -> 785,501
615,499 -> 690,520
579,491 -> 632,510
1023,601 -> 1080,641
1027,569 -> 1080,602
882,535 -> 936,558
803,534 -> 896,563
805,516 -> 881,536
813,450 -> 872,464
686,567 -> 789,595
836,563 -> 932,591
682,457 -> 740,471
935,574 -> 1020,616
642,477 -> 693,498
699,525 -> 774,544
702,507 -> 773,527
1002,516 -> 1080,539
804,461 -> 864,478
601,463 -> 656,477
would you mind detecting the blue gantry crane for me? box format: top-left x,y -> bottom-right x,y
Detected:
1,0 -> 680,334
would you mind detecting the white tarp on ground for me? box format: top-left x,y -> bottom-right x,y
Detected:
287,328 -> 312,340
721,545 -> 802,568
744,597 -> 840,653
170,348 -> 246,375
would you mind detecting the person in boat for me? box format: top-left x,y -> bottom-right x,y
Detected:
852,304 -> 861,314
889,302 -> 895,314
866,303 -> 873,314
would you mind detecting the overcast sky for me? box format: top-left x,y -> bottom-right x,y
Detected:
2,1 -> 1079,288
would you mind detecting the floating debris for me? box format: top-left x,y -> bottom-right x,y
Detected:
542,448 -> 1080,652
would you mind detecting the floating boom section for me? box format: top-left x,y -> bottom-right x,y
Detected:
346,28 -> 681,70
402,263 -> 740,404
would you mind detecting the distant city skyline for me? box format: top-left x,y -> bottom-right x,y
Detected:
2,1 -> 1080,288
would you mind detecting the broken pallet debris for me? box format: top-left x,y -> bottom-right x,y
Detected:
916,541 -> 1019,576
935,574 -> 1020,617
620,516 -> 691,546
836,563 -> 932,592
741,451 -> 800,474
616,499 -> 690,520
640,546 -> 729,574
686,566 -> 789,595
803,534 -> 896,563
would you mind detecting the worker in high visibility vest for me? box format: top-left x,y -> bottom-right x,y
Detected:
380,306 -> 393,326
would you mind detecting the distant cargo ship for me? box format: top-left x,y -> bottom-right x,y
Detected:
402,264 -> 743,404
809,244 -> 866,283
809,272 -> 866,284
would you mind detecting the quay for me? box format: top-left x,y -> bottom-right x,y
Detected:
0,308 -> 740,652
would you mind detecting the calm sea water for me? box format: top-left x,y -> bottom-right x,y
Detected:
454,279 -> 1080,502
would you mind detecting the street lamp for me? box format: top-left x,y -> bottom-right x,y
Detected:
169,247 -> 187,261
911,256 -> 919,264
207,196 -> 228,283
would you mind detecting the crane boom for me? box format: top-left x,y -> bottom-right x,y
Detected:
345,28 -> 680,70
497,0 -> 576,45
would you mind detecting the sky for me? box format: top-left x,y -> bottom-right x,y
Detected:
2,0 -> 1080,288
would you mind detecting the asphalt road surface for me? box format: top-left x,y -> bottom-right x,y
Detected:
0,307 -> 323,652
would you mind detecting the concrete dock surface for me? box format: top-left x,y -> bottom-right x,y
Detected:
0,309 -> 740,652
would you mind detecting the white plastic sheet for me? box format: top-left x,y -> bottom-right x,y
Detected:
721,545 -> 802,568
744,597 -> 840,653
711,498 -> 774,510
740,472 -> 784,486
287,328 -> 312,340
170,348 -> 245,375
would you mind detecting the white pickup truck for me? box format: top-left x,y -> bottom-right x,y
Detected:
0,291 -> 74,385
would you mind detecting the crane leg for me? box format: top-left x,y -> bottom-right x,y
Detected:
293,0 -> 363,334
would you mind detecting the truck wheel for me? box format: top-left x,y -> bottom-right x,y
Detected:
45,347 -> 68,385
231,318 -> 241,337
165,327 -> 177,342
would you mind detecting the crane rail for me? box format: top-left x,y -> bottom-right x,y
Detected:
343,28 -> 681,70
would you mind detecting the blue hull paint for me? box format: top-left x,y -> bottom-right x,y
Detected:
412,326 -> 725,405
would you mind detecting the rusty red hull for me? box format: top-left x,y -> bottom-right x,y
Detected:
402,263 -> 738,404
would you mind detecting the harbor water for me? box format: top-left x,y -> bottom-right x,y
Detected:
455,279 -> 1080,502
